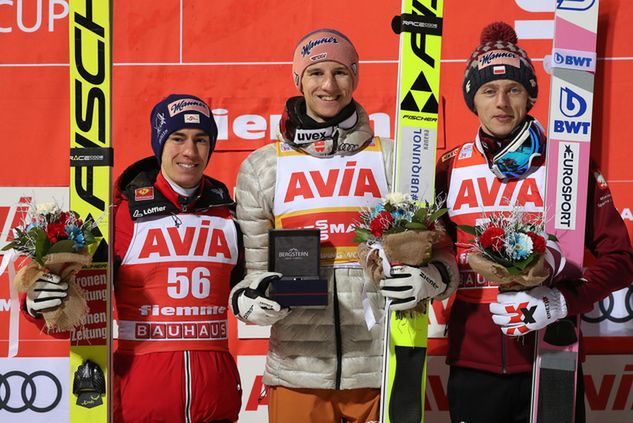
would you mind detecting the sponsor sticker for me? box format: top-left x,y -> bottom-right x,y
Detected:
184,113 -> 200,123
478,50 -> 520,70
134,187 -> 154,201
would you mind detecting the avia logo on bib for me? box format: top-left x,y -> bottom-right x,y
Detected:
138,225 -> 231,260
449,168 -> 544,216
124,215 -> 238,265
284,161 -> 382,203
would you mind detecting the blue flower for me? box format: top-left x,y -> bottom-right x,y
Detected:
66,225 -> 86,250
506,232 -> 533,260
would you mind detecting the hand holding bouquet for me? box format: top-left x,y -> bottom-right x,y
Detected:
354,192 -> 450,285
2,201 -> 99,330
459,208 -> 554,292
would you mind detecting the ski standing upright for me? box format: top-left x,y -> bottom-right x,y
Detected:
69,1 -> 113,422
382,1 -> 444,422
531,1 -> 600,422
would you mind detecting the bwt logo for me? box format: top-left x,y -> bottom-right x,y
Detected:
554,51 -> 594,69
554,87 -> 591,135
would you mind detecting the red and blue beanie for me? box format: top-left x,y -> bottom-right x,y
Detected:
463,22 -> 538,112
150,94 -> 218,163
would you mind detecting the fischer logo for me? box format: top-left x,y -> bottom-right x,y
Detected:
556,143 -> 579,230
553,48 -> 596,72
553,87 -> 591,136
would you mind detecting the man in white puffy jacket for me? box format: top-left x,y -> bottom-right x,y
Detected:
229,28 -> 459,423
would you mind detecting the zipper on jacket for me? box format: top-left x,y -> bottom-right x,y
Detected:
184,350 -> 192,423
333,272 -> 343,389
500,334 -> 507,374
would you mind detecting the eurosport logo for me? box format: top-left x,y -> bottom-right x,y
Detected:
583,285 -> 633,324
0,371 -> 62,413
553,86 -> 591,139
557,0 -> 596,11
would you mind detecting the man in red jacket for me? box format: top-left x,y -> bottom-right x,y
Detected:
436,22 -> 633,423
111,94 -> 244,422
26,94 -> 244,423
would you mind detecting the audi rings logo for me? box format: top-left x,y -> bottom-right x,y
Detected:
0,371 -> 62,413
582,286 -> 633,324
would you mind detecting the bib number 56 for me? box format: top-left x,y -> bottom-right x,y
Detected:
167,267 -> 211,299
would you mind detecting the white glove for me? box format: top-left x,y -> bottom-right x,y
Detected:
26,273 -> 68,317
380,264 -> 447,311
235,272 -> 290,326
489,286 -> 568,336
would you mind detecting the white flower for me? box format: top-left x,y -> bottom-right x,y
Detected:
506,232 -> 534,260
384,192 -> 411,207
35,202 -> 60,215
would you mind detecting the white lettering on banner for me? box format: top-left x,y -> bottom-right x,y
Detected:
514,0 -> 555,40
0,0 -> 68,33
212,109 -> 390,142
76,273 -> 106,288
117,320 -> 227,341
123,215 -> 238,265
0,299 -> 10,312
621,208 -> 633,221
515,0 -> 553,12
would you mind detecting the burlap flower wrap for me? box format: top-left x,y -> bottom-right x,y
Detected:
357,228 -> 451,314
14,252 -> 91,331
467,251 -> 550,292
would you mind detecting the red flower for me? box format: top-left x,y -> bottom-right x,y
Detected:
47,223 -> 68,243
370,211 -> 394,237
480,227 -> 505,252
527,232 -> 546,253
58,211 -> 72,225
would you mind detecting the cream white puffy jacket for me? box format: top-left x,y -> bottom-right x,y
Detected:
229,104 -> 458,389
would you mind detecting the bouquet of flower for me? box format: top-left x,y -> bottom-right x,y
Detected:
354,192 -> 449,286
459,207 -> 555,291
2,201 -> 100,330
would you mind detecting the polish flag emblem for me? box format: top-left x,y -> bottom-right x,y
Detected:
493,65 -> 506,75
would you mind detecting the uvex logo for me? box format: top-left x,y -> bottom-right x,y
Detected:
137,223 -> 232,260
294,129 -> 329,144
284,161 -> 382,203
451,176 -> 543,214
